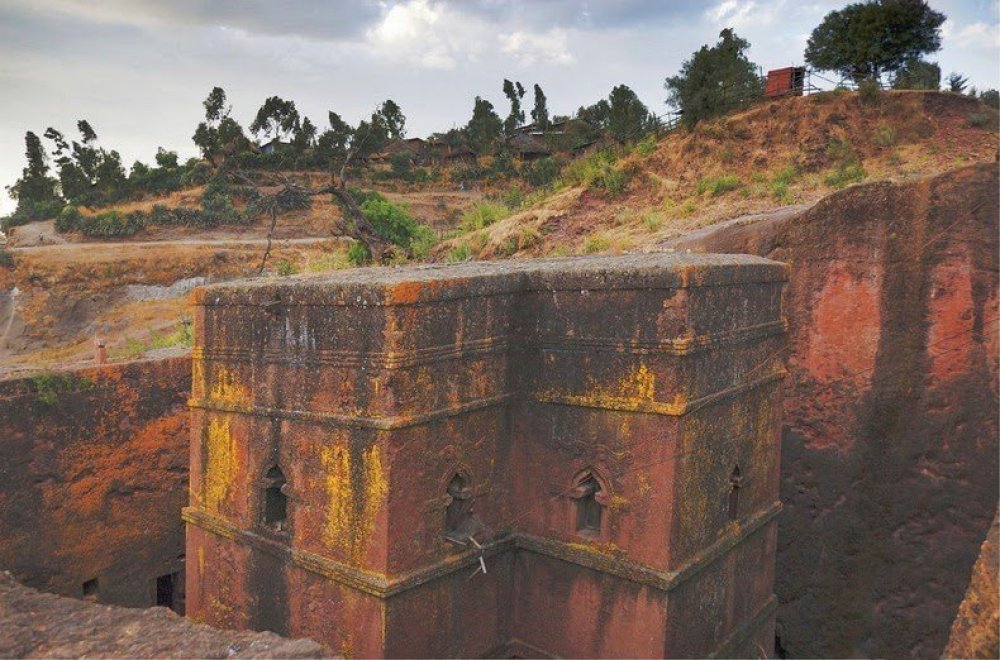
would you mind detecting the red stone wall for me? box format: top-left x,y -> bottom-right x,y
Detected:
185,255 -> 787,657
671,163 -> 999,657
0,358 -> 190,609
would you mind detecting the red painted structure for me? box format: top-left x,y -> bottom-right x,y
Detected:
184,254 -> 787,657
765,67 -> 806,97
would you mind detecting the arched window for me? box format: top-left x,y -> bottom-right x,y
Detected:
728,465 -> 743,520
262,465 -> 288,531
445,473 -> 476,544
571,472 -> 604,537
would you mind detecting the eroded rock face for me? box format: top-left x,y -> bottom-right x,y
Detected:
0,572 -> 323,658
0,358 -> 190,609
945,511 -> 999,659
669,163 -> 999,658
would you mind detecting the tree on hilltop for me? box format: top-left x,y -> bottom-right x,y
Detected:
379,99 -> 406,140
465,97 -> 503,154
250,96 -> 301,141
4,131 -> 62,222
892,58 -> 941,89
531,84 -> 550,130
805,0 -> 945,83
503,79 -> 526,136
945,72 -> 969,93
607,84 -> 651,143
665,28 -> 761,126
193,87 -> 248,165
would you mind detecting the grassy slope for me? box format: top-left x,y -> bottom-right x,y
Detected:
441,91 -> 997,260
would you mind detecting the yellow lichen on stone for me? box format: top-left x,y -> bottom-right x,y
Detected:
204,416 -> 237,513
632,363 -> 655,402
321,443 -> 388,563
209,365 -> 250,406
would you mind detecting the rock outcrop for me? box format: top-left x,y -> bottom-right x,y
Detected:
669,163 -> 999,657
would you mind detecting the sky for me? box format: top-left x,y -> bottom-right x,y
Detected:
1,0 -> 997,214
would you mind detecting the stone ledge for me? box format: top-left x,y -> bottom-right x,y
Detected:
183,501 -> 780,599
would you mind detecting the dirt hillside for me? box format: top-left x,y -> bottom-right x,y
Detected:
444,91 -> 997,259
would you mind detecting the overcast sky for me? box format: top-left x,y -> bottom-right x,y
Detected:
1,0 -> 997,213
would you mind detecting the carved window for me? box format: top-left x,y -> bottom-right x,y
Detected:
262,465 -> 288,531
729,465 -> 743,520
445,473 -> 476,544
571,473 -> 604,537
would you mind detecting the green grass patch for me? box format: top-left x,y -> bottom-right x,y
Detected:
696,173 -> 741,197
30,372 -> 93,406
461,202 -> 509,231
582,235 -> 611,254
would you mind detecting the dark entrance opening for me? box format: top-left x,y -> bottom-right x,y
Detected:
82,577 -> 98,601
156,571 -> 184,614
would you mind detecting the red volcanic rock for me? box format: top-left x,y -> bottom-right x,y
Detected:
0,572 -> 323,658
669,163 -> 999,658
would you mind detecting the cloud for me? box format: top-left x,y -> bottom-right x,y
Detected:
11,0 -> 382,41
706,0 -> 784,29
499,28 -> 574,67
953,21 -> 1000,50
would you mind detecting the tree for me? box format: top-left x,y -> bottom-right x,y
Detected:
665,28 -> 761,126
292,116 -> 317,152
979,89 -> 999,109
155,147 -> 179,169
945,72 -> 968,93
192,87 -> 248,165
531,84 -> 549,130
203,86 -> 228,122
314,111 -> 354,166
379,100 -> 406,140
576,99 -> 611,129
250,96 -> 300,141
607,85 -> 651,143
465,97 -> 503,155
892,58 -> 941,89
503,79 -> 526,136
40,121 -> 127,206
6,131 -> 62,220
805,0 -> 946,83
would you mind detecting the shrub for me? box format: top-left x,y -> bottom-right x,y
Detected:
30,372 -> 92,406
274,259 -> 298,276
5,199 -> 65,228
200,180 -> 245,226
409,225 -> 437,260
461,202 -> 509,231
148,321 -> 194,350
966,112 -> 994,129
502,188 -> 524,209
446,242 -> 472,263
857,79 -> 881,106
872,124 -> 897,147
772,165 -> 799,186
55,205 -> 83,233
633,136 -> 657,155
359,197 -> 422,248
77,210 -> 147,238
770,181 -> 793,204
0,248 -> 14,269
825,162 -> 866,188
582,235 -> 611,254
561,149 -> 630,195
524,157 -> 560,186
347,241 -> 371,266
696,173 -> 741,196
